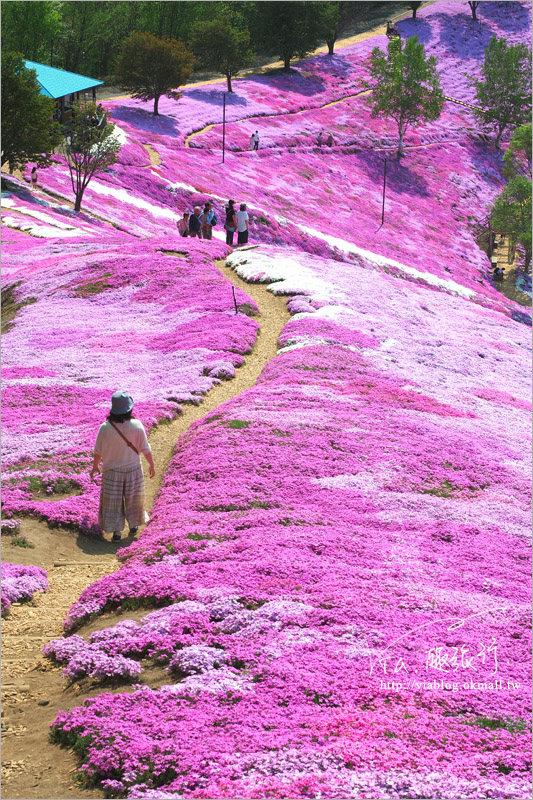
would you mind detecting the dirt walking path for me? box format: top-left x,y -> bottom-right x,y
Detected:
184,88 -> 373,148
0,255 -> 291,800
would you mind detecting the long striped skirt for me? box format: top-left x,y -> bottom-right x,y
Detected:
98,464 -> 146,533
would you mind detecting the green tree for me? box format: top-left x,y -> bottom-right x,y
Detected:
62,102 -> 121,211
491,176 -> 532,271
255,1 -> 324,70
114,32 -> 194,115
0,1 -> 61,63
1,52 -> 62,173
471,37 -> 531,149
503,123 -> 532,180
368,36 -> 443,157
318,2 -> 372,56
191,19 -> 254,92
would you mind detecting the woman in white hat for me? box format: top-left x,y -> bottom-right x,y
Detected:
90,391 -> 155,541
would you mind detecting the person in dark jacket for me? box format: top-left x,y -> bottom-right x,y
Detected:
189,206 -> 202,238
224,200 -> 237,246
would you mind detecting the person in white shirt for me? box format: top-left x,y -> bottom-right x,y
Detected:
236,203 -> 249,245
90,391 -> 155,541
253,130 -> 259,150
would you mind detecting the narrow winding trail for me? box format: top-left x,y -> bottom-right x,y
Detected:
184,89 -> 485,152
184,89 -> 373,149
0,256 -> 291,800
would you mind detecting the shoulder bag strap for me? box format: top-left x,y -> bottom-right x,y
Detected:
109,421 -> 140,454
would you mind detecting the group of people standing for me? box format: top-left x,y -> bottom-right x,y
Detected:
177,201 -> 217,240
177,199 -> 249,246
317,131 -> 334,147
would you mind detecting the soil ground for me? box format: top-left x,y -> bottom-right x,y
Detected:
0,258 -> 290,800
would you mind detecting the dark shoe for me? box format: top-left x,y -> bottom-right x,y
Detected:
112,532 -> 122,542
129,526 -> 139,535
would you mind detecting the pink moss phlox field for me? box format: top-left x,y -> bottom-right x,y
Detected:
2,1 -> 531,797
67,1 -> 530,308
1,236 -> 258,528
54,237 -> 531,797
397,1 -> 532,105
1,562 -> 48,616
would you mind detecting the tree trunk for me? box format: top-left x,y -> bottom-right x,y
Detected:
326,38 -> 335,55
525,249 -> 531,273
74,191 -> 82,212
412,9 -> 417,18
397,129 -> 405,158
227,73 -> 232,93
153,95 -> 160,116
284,57 -> 291,70
495,129 -> 503,149
469,2 -> 478,20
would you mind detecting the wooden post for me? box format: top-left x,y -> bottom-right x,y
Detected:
232,285 -> 238,314
381,157 -> 387,226
222,92 -> 226,164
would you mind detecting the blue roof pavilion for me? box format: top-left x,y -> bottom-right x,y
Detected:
24,61 -> 103,100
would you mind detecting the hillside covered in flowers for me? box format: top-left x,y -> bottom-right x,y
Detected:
1,2 -> 531,798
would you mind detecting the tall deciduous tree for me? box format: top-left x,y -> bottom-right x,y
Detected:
491,176 -> 532,272
471,37 -> 532,149
503,123 -> 532,181
493,124 -> 532,271
368,36 -> 443,157
1,52 -> 62,173
62,102 -> 121,212
115,32 -> 194,115
0,1 -> 60,63
191,19 -> 254,92
318,2 -> 372,56
255,1 -> 324,70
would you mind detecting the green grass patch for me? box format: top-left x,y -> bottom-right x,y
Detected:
10,535 -> 35,549
228,420 -> 251,429
468,716 -> 526,733
2,281 -> 37,334
71,271 -> 113,298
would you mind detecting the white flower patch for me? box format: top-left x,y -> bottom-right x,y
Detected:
313,469 -> 398,492
86,180 -> 179,221
226,247 -> 345,303
293,222 -> 478,299
1,215 -> 91,238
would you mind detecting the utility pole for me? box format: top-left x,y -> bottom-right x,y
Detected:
381,157 -> 387,226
